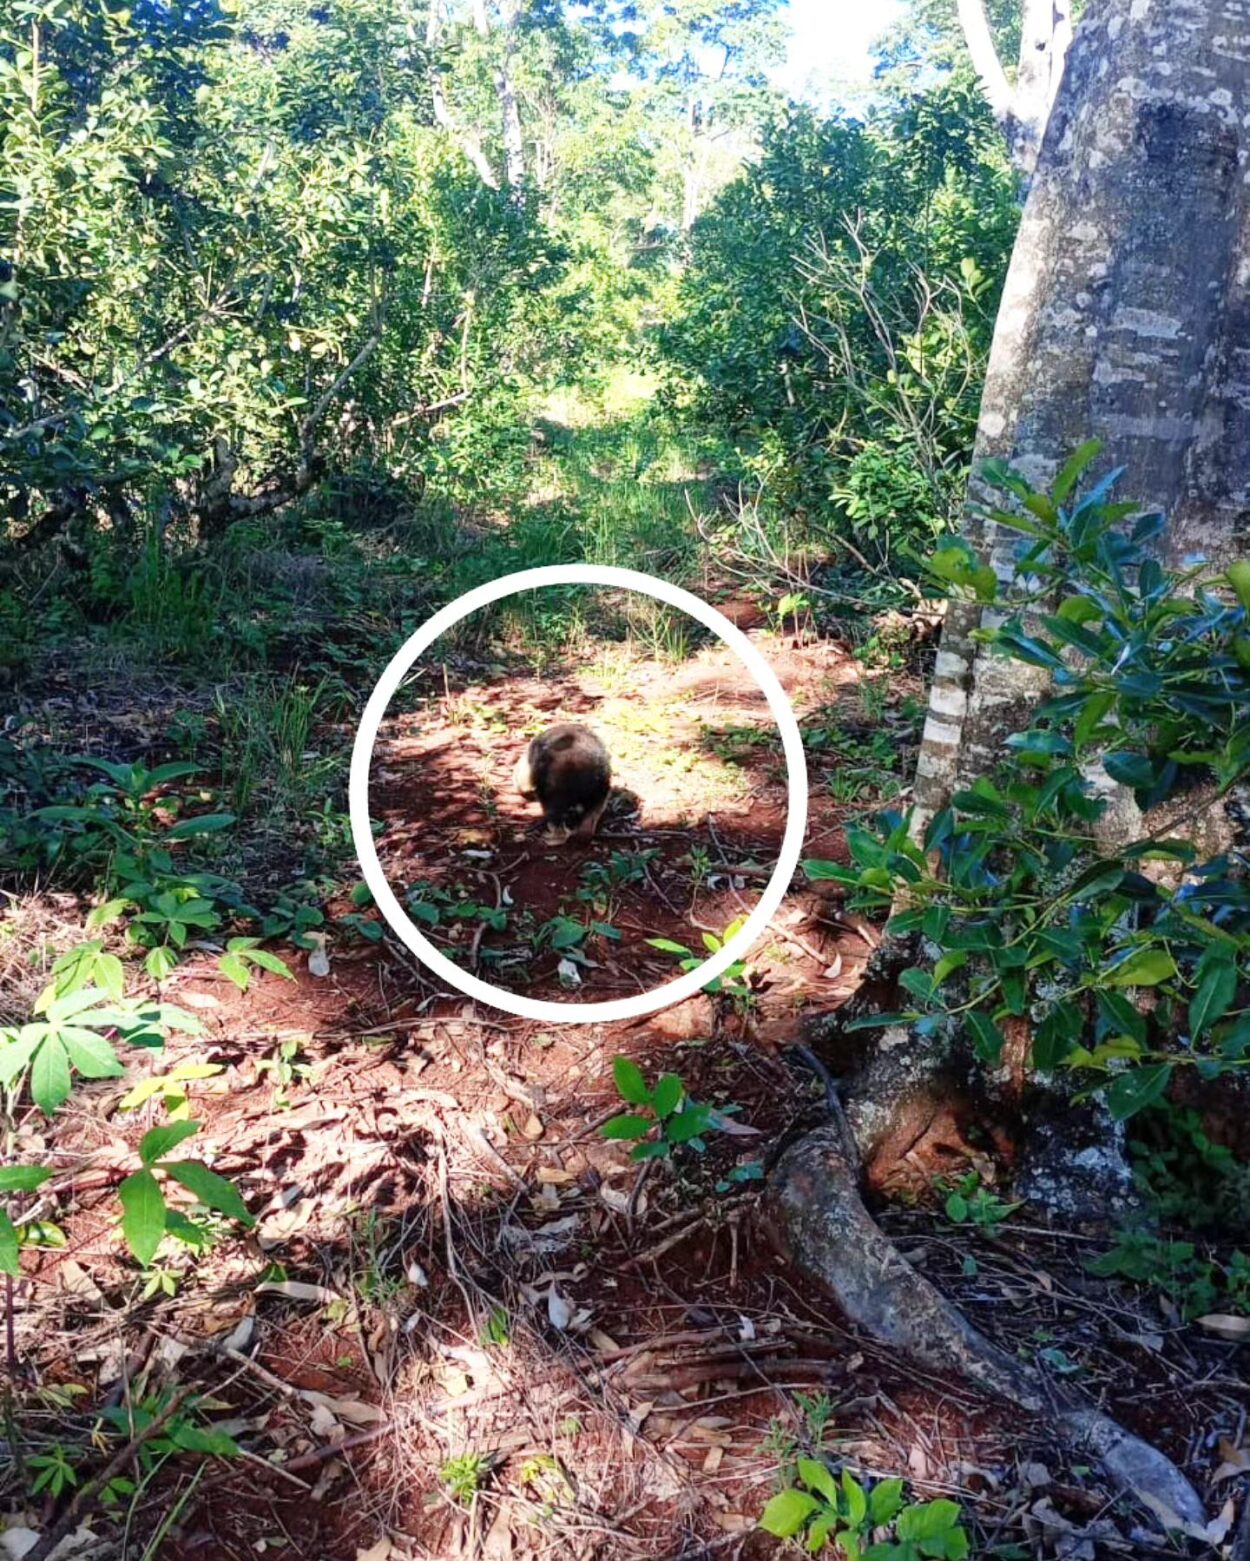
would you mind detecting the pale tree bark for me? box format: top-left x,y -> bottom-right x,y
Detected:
426,0 -> 501,189
957,0 -> 1072,175
769,0 -> 1250,1526
495,0 -> 526,190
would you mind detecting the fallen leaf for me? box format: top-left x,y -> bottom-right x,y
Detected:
1196,1313 -> 1250,1341
255,1279 -> 342,1306
301,1390 -> 382,1427
702,1445 -> 724,1474
354,1540 -> 393,1561
221,1315 -> 256,1353
547,1287 -> 574,1331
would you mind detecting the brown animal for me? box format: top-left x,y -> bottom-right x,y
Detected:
513,723 -> 611,844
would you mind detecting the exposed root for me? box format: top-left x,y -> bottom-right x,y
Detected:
763,1122 -> 1205,1529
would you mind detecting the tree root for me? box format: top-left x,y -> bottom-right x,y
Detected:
763,1122 -> 1205,1529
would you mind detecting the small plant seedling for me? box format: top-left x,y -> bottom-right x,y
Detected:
938,1171 -> 1022,1230
217,937 -> 295,992
441,1450 -> 492,1507
256,1037 -> 313,1109
647,915 -> 755,1001
603,1056 -> 740,1161
760,1462 -> 969,1560
118,1121 -> 254,1266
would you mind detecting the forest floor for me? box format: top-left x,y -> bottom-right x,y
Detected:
3,385 -> 1247,1560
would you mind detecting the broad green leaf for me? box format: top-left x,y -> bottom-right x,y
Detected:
651,1074 -> 683,1120
869,1478 -> 906,1526
119,1169 -> 167,1266
1225,560 -> 1250,614
966,1012 -> 1004,1064
45,986 -> 112,1024
758,1488 -> 821,1539
1095,989 -> 1146,1044
59,1027 -> 123,1079
1106,1063 -> 1173,1121
841,1470 -> 867,1526
145,946 -> 179,981
31,1038 -> 72,1116
0,1166 -> 52,1193
1053,439 -> 1103,504
646,937 -> 692,954
241,947 -> 294,979
140,1121 -> 199,1165
217,953 -> 251,992
601,1112 -> 651,1140
1189,958 -> 1237,1038
0,1211 -> 18,1278
796,1457 -> 838,1505
612,1056 -> 651,1105
898,1498 -> 963,1542
1106,948 -> 1176,988
164,1160 -> 253,1225
0,1030 -> 42,1087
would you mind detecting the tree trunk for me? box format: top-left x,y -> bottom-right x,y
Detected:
916,0 -> 1250,837
770,0 -> 1249,1525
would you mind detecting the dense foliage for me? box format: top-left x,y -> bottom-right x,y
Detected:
807,444 -> 1250,1118
658,79 -> 1018,573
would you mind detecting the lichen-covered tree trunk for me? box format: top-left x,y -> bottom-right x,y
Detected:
915,0 -> 1250,836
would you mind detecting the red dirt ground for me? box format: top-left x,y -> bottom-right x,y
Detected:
7,630 -> 1245,1561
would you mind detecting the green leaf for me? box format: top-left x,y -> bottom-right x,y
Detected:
165,813 -> 236,840
1106,1063 -> 1173,1121
95,953 -> 126,1002
869,1478 -> 906,1526
645,937 -> 692,955
31,1038 -> 72,1116
217,953 -> 251,992
145,946 -> 179,981
1225,560 -> 1250,614
0,1211 -> 19,1278
1095,989 -> 1146,1044
841,1470 -> 868,1526
1052,439 -> 1103,504
164,1160 -> 254,1225
1189,958 -> 1237,1038
0,1166 -> 52,1193
86,898 -> 131,930
758,1487 -> 821,1539
1106,948 -> 1176,988
651,1074 -> 683,1120
601,1112 -> 651,1141
945,1191 -> 969,1223
59,1027 -> 123,1079
119,1169 -> 167,1266
898,1499 -> 963,1542
1103,753 -> 1155,791
612,1056 -> 651,1106
140,1121 -> 199,1165
966,1012 -> 1004,1064
796,1457 -> 839,1505
245,947 -> 295,979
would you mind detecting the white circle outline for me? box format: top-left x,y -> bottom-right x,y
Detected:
349,565 -> 808,1023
